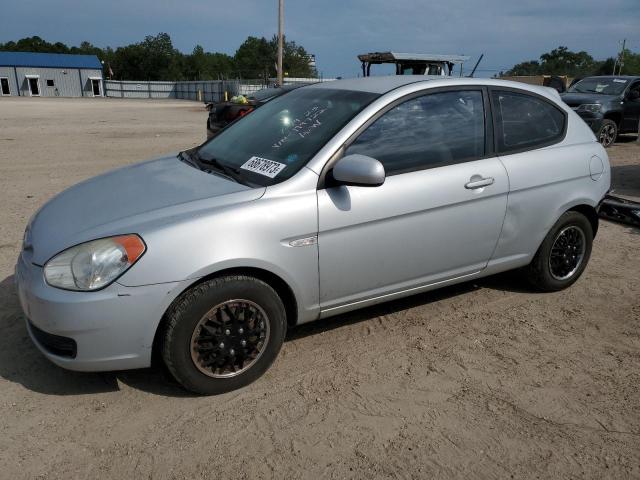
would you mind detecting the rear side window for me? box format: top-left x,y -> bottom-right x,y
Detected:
345,90 -> 485,175
491,90 -> 566,153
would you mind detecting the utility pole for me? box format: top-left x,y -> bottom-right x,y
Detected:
614,39 -> 626,75
277,0 -> 284,86
618,39 -> 626,75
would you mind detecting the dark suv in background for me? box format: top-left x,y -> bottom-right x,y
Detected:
561,76 -> 640,147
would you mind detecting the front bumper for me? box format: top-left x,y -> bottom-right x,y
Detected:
15,252 -> 184,372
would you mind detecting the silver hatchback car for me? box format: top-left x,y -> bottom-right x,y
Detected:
16,77 -> 610,394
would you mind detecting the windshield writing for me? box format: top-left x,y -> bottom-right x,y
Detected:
197,88 -> 379,186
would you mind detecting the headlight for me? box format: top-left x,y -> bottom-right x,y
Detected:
44,235 -> 145,291
577,104 -> 601,113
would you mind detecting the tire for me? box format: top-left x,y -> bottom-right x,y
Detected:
597,119 -> 617,148
524,211 -> 593,292
162,275 -> 286,395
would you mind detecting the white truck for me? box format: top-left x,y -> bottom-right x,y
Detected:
358,52 -> 470,77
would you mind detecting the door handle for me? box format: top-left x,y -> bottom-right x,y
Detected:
465,176 -> 495,190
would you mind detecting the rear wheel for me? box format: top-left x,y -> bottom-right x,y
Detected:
597,119 -> 617,148
162,275 -> 286,394
524,211 -> 593,292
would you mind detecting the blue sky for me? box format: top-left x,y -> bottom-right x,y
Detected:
1,0 -> 638,77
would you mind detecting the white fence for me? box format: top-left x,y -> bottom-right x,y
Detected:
104,78 -> 333,103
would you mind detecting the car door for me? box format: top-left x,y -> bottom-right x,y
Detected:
622,81 -> 640,133
316,88 -> 509,313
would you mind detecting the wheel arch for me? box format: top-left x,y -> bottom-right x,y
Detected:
603,111 -> 622,127
151,266 -> 300,365
529,200 -> 600,262
567,203 -> 599,238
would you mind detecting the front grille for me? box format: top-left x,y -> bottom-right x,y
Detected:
29,321 -> 77,358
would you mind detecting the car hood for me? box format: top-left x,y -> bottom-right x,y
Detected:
28,155 -> 264,265
560,92 -> 619,107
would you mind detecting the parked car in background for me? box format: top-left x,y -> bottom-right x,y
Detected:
561,76 -> 640,147
16,76 -> 609,394
206,83 -> 310,139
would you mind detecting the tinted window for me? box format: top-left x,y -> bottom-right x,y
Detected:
491,90 -> 565,153
345,90 -> 485,175
198,88 -> 379,186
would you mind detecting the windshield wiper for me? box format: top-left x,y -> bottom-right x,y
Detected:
178,150 -> 199,168
198,154 -> 250,186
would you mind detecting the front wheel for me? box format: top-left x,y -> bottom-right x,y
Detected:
524,211 -> 593,292
597,119 -> 617,148
161,275 -> 286,394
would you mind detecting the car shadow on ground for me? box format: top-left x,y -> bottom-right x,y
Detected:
0,269 -> 536,397
287,270 -> 535,342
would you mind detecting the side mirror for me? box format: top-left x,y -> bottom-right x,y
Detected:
332,154 -> 385,187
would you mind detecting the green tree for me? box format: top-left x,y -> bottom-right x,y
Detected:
139,33 -> 184,80
269,35 -> 315,78
504,60 -> 541,76
234,36 -> 274,79
233,35 -> 315,79
185,45 -> 235,80
616,49 -> 640,75
0,33 -> 317,81
0,36 -> 69,53
188,44 -> 208,79
539,46 -> 596,76
593,57 -> 617,76
70,41 -> 104,58
505,46 -> 603,77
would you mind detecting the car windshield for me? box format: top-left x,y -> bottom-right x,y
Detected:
197,87 -> 379,186
568,77 -> 629,95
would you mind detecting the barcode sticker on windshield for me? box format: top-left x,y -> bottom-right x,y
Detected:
240,156 -> 287,178
613,79 -> 628,83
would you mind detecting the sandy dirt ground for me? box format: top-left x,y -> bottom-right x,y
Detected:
0,97 -> 639,479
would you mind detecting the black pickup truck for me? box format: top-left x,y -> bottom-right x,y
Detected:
561,76 -> 640,147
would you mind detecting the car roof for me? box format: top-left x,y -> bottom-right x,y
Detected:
248,82 -> 314,100
306,76 -> 563,99
578,75 -> 640,80
307,75 -> 444,93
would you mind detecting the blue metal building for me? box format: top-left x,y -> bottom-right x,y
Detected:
0,52 -> 104,98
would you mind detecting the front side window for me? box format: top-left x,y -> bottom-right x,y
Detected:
491,90 -> 566,153
198,88 -> 378,186
345,90 -> 485,175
